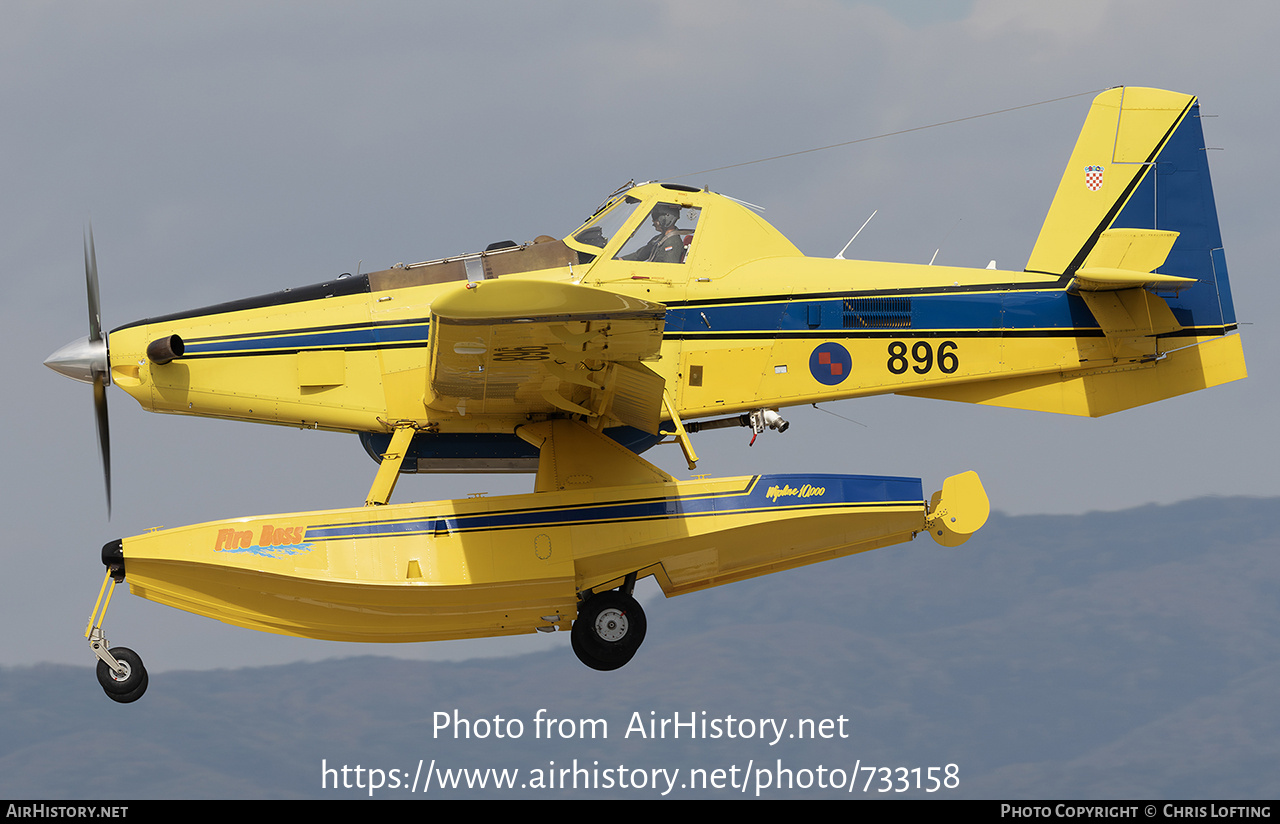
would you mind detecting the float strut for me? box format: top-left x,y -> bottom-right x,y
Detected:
366,425 -> 416,506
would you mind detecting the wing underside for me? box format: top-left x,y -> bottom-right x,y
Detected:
426,280 -> 668,433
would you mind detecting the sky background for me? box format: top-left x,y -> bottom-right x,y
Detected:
4,1 -> 1276,673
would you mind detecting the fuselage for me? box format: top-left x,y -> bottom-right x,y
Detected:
103,182 -> 1234,450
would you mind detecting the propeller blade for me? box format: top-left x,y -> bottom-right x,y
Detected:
48,226 -> 113,516
86,224 -> 110,517
85,225 -> 102,343
93,372 -> 112,518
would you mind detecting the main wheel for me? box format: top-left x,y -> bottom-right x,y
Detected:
96,647 -> 146,696
571,590 -> 646,671
105,668 -> 148,704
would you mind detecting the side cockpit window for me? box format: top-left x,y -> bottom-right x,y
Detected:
615,203 -> 701,263
573,195 -> 644,250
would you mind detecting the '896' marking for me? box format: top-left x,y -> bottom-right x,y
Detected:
887,340 -> 958,375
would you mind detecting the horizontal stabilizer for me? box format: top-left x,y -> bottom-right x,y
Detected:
1072,229 -> 1193,291
1081,228 -> 1178,274
1072,268 -> 1196,291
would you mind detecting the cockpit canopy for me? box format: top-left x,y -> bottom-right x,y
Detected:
564,182 -> 800,275
365,181 -> 802,293
572,195 -> 701,264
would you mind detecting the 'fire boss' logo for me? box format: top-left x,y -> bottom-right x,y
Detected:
214,524 -> 313,558
1085,165 -> 1104,191
809,342 -> 851,386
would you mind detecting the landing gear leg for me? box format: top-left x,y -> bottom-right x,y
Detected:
86,568 -> 148,704
571,577 -> 647,671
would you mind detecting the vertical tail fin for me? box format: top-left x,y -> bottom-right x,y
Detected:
1027,87 -> 1236,334
904,88 -> 1245,417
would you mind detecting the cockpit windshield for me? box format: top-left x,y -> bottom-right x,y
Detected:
572,195 -> 644,250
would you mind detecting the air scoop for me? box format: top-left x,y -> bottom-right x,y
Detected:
145,334 -> 184,365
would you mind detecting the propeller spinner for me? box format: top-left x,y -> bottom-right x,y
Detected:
45,227 -> 112,516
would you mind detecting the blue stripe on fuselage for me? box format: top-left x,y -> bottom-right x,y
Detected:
181,321 -> 432,356
665,288 -> 1100,337
175,275 -> 1229,360
179,290 -> 1101,357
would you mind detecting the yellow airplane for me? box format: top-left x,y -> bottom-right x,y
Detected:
49,87 -> 1244,703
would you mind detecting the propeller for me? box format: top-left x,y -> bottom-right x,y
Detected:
44,226 -> 112,517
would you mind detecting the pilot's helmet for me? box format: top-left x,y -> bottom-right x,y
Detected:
651,203 -> 680,231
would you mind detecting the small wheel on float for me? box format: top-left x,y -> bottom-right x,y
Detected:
571,590 -> 646,671
96,647 -> 147,696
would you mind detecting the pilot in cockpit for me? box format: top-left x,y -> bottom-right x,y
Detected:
620,203 -> 686,263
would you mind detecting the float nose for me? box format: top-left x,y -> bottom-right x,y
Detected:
44,336 -> 109,385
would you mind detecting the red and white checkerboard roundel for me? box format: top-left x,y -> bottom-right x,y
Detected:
1085,165 -> 1104,192
809,342 -> 851,386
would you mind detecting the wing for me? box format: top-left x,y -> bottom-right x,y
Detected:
426,279 -> 668,433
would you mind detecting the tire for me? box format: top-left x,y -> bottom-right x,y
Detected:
571,590 -> 646,671
96,647 -> 146,696
105,669 -> 148,704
